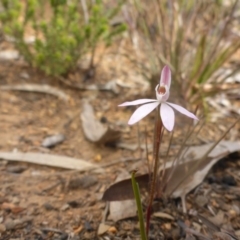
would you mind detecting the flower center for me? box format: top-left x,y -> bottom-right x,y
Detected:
157,85 -> 166,95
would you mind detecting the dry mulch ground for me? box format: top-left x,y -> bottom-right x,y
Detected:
0,52 -> 240,240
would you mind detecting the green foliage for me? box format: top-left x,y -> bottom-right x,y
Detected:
128,0 -> 240,106
0,0 -> 126,76
131,171 -> 147,240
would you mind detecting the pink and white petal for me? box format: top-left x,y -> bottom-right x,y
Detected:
128,102 -> 160,125
167,102 -> 198,120
160,103 -> 175,131
119,99 -> 157,107
160,66 -> 171,89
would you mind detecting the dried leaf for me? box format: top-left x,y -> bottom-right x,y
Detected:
102,174 -> 149,201
97,223 -> 111,235
208,211 -> 225,227
0,152 -> 97,171
153,212 -> 174,220
0,84 -> 70,101
81,101 -> 121,144
171,141 -> 240,198
108,172 -> 137,222
102,141 -> 240,201
109,200 -> 136,222
5,216 -> 33,230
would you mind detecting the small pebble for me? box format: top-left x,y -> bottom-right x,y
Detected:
11,197 -> 20,204
84,221 -> 93,231
228,209 -> 237,217
108,226 -> 117,234
42,134 -> 65,148
163,223 -> 171,230
43,203 -> 55,211
61,204 -> 70,211
68,176 -> 97,189
94,154 -> 102,162
195,195 -> 208,207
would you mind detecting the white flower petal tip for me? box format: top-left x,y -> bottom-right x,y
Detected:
167,103 -> 198,120
160,103 -> 175,131
118,99 -> 157,107
160,65 -> 171,88
128,102 -> 160,125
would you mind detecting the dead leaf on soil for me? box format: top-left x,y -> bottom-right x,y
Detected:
0,152 -> 98,171
97,223 -> 111,235
205,211 -> 225,228
108,172 -> 137,222
102,173 -> 149,201
4,216 -> 33,230
81,100 -> 121,144
0,84 -> 70,101
153,212 -> 174,220
102,141 -> 240,201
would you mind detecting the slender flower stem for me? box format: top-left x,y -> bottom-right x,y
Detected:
146,107 -> 163,235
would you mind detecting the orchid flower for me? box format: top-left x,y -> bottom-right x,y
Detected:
119,66 -> 198,131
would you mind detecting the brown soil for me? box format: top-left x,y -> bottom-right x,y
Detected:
0,43 -> 240,240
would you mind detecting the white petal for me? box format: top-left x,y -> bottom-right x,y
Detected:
160,103 -> 175,131
119,99 -> 157,107
128,102 -> 160,125
160,66 -> 171,89
167,102 -> 198,120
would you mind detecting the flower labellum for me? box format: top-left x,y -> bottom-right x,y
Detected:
119,66 -> 198,131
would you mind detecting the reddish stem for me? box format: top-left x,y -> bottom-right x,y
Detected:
146,107 -> 163,235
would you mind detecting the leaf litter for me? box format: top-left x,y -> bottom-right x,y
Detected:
102,131 -> 240,238
103,140 -> 240,202
108,171 -> 137,222
0,30 -> 240,240
0,69 -> 240,239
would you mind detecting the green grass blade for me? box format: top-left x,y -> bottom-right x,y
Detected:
131,171 -> 147,240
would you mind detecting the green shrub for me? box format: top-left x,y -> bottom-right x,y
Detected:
0,0 -> 126,76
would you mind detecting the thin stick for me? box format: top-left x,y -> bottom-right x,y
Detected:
137,122 -> 142,160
